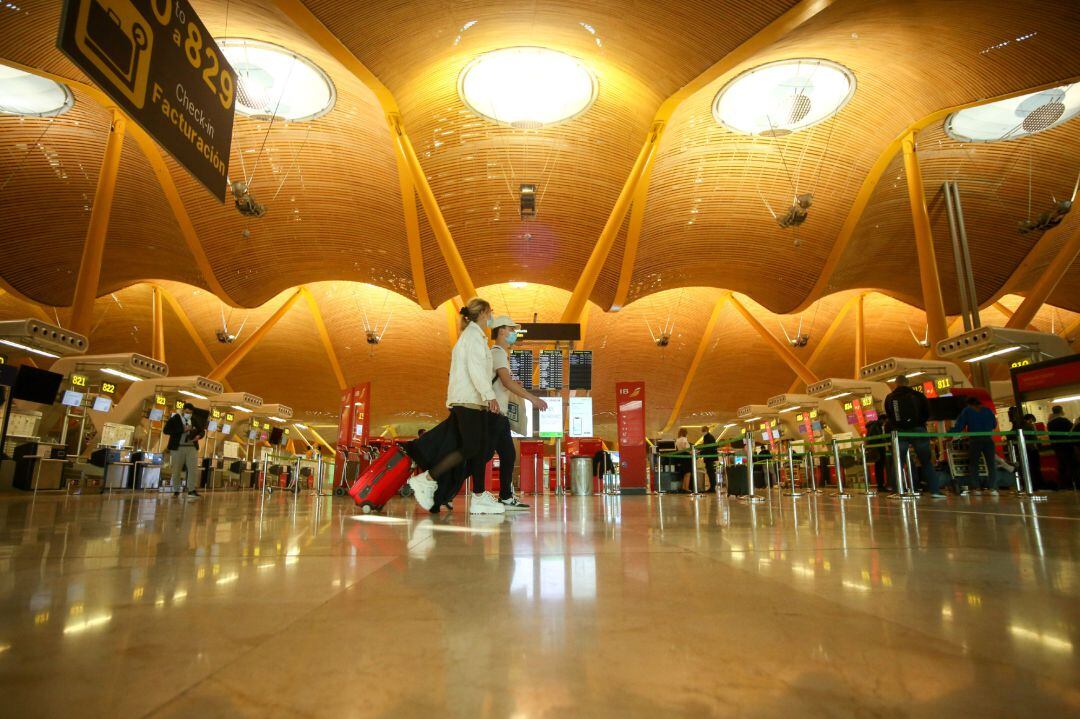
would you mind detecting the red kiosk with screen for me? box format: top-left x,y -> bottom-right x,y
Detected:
616,382 -> 647,492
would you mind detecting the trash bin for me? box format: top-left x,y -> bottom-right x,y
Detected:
570,457 -> 592,496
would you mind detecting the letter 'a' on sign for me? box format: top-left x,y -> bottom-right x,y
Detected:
57,0 -> 236,201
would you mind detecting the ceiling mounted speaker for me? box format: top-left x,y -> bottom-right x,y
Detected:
1022,101 -> 1066,133
787,94 -> 812,124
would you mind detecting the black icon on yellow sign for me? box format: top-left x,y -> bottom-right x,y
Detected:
76,0 -> 153,108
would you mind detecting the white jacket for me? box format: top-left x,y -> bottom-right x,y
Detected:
446,321 -> 495,407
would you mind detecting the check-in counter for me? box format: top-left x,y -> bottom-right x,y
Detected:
11,442 -> 67,491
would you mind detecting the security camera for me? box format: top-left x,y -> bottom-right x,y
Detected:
216,329 -> 237,344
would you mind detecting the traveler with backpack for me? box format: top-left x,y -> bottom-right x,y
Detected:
950,396 -> 999,494
883,375 -> 945,498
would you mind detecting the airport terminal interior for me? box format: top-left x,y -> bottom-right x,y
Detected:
1,0 -> 1079,716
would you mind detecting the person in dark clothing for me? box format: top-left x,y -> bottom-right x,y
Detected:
1047,406 -> 1077,489
700,425 -> 718,492
592,449 -> 615,479
163,402 -> 204,499
1008,409 -> 1044,489
864,418 -> 890,491
883,375 -> 943,498
951,396 -> 998,493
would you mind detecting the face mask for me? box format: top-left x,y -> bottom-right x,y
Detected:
506,331 -> 518,345
485,316 -> 494,328
183,413 -> 192,420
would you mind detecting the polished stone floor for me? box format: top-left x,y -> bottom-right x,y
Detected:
0,488 -> 1077,718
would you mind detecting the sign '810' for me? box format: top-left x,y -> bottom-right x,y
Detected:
58,0 -> 236,201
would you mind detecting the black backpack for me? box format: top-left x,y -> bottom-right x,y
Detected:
888,390 -> 925,430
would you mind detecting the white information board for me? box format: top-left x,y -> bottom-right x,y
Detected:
568,397 -> 593,438
538,399 -> 564,438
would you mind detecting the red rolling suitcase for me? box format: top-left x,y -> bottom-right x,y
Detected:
348,447 -> 413,513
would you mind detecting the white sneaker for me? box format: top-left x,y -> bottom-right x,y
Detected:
499,496 -> 530,511
989,489 -> 999,496
407,472 -> 437,511
469,491 -> 506,515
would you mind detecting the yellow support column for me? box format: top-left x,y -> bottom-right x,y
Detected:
208,289 -> 304,381
854,293 -> 866,378
661,293 -> 730,433
151,285 -> 165,363
786,294 -> 860,393
730,295 -> 818,386
901,132 -> 949,352
301,287 -> 347,391
1007,224 -> 1080,330
70,110 -> 126,335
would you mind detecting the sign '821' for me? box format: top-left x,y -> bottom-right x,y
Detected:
58,0 -> 235,201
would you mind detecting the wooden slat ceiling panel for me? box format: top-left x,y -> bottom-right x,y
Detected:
0,88 -> 107,306
831,120 -> 1080,313
0,1 -> 88,82
301,0 -> 798,304
631,0 -> 1080,313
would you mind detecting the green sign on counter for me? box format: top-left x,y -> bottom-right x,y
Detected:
58,0 -> 236,200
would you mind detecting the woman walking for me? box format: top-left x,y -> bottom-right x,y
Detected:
408,298 -> 506,515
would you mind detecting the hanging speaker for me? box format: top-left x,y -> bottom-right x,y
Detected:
520,183 -> 536,219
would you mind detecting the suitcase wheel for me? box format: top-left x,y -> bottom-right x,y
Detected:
334,487 -> 345,496
360,502 -> 374,514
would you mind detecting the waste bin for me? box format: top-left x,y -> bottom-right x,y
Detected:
570,457 -> 592,496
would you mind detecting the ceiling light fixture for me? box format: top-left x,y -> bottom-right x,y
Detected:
945,84 -> 1079,142
1051,394 -> 1080,403
964,346 -> 1021,363
823,392 -> 852,400
218,38 -> 335,121
178,390 -> 208,400
231,405 -> 253,413
777,406 -> 801,414
0,339 -> 60,359
905,372 -> 925,378
459,46 -> 597,129
713,58 -> 855,136
744,416 -> 762,422
0,65 -> 74,117
100,367 -> 143,382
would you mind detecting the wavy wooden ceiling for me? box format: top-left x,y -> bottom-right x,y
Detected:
1,0 -> 1080,434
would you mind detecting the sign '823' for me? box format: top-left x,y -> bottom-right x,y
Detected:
58,0 -> 236,201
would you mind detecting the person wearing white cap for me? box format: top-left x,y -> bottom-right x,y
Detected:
472,316 -> 549,510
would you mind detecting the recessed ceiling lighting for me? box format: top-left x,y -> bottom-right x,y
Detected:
459,46 -> 597,129
0,65 -> 73,117
945,84 -> 1080,142
713,58 -> 856,136
218,38 -> 335,121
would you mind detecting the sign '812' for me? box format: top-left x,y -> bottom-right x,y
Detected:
58,0 -> 236,201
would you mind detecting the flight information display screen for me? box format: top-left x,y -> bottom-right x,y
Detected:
509,349 -> 534,390
539,350 -> 564,390
569,350 -> 592,390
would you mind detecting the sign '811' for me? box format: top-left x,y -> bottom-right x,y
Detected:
58,0 -> 236,201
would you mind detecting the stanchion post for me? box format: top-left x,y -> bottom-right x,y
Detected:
690,444 -> 701,496
859,440 -> 876,497
785,443 -> 803,497
1016,429 -> 1046,502
831,439 -> 851,499
744,433 -> 764,503
655,450 -> 666,495
891,432 -> 917,500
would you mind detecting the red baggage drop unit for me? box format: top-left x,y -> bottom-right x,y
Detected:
519,440 -> 546,494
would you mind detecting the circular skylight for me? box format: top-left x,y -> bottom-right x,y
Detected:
218,39 -> 335,121
0,65 -> 74,117
945,84 -> 1080,142
459,47 -> 598,129
713,58 -> 856,137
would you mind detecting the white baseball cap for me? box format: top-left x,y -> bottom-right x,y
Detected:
490,315 -> 518,330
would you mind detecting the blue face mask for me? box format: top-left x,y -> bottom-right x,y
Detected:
485,316 -> 494,328
506,331 -> 518,345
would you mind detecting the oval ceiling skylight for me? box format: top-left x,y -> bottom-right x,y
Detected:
713,58 -> 855,137
945,84 -> 1080,142
218,39 -> 335,121
459,47 -> 598,129
0,65 -> 73,117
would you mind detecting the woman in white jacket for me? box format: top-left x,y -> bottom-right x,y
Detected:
409,297 -> 506,515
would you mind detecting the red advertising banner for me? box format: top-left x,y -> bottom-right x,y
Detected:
616,381 -> 647,489
336,387 -> 353,448
351,382 -> 371,447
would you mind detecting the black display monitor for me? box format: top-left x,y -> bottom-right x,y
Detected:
12,366 -> 63,405
928,395 -> 966,422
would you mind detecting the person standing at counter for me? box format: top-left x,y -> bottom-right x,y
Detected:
950,396 -> 998,494
700,426 -> 718,492
164,403 -> 204,500
884,375 -> 943,498
1048,406 -> 1077,489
